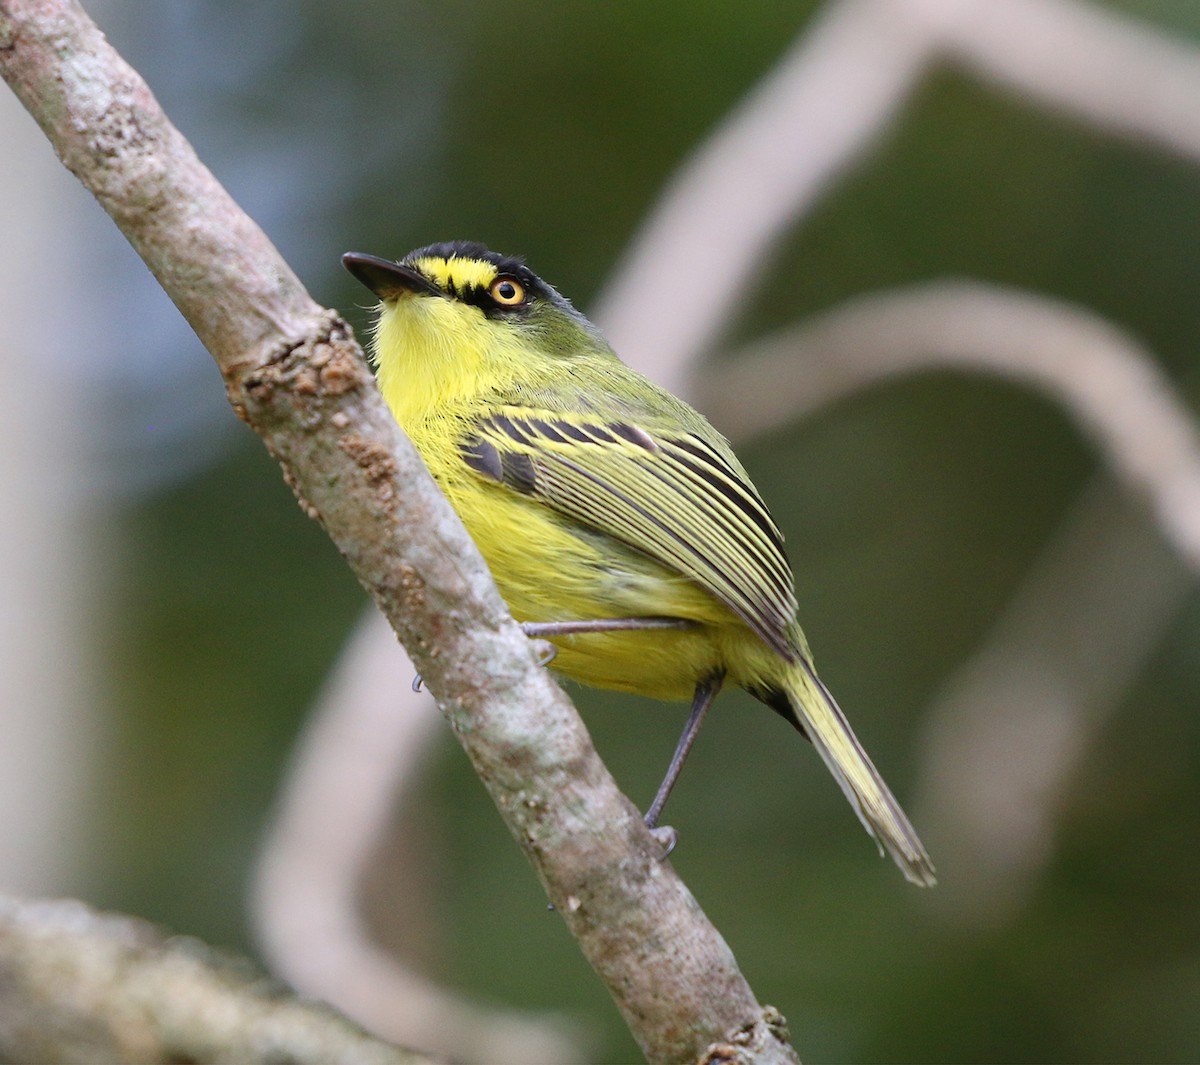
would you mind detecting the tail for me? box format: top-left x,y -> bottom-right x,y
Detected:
781,657 -> 936,887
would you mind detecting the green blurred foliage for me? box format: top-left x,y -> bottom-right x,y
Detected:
82,1 -> 1200,1062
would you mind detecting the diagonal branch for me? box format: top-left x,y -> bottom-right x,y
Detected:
252,613 -> 588,1064
0,1 -> 797,1061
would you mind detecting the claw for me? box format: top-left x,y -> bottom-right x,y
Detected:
647,823 -> 678,859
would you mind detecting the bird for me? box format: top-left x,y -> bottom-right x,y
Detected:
343,241 -> 935,886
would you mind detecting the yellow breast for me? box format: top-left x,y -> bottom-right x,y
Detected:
372,289 -> 778,702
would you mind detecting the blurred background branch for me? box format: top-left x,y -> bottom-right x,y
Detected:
0,894 -> 429,1065
699,282 -> 1200,571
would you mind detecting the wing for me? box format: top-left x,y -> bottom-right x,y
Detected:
459,407 -> 799,660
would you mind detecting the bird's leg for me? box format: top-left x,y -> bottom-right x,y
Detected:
643,672 -> 724,853
521,617 -> 697,672
521,617 -> 698,639
414,617 -> 696,691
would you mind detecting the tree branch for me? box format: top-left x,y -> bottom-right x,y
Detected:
0,894 -> 430,1065
252,613 -> 589,1064
0,1 -> 797,1061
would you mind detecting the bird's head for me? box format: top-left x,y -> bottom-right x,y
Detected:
343,242 -> 606,381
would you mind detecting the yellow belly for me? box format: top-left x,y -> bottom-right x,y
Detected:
429,450 -> 778,702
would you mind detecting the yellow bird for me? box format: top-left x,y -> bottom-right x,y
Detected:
344,242 -> 935,886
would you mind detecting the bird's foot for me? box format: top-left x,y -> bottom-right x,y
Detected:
646,821 -> 678,859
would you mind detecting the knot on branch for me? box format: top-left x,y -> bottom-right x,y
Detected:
232,309 -> 367,428
698,1006 -> 795,1064
227,309 -> 389,523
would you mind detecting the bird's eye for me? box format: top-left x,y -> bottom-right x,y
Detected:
489,276 -> 526,306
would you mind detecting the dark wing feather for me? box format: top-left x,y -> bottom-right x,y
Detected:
461,409 -> 799,659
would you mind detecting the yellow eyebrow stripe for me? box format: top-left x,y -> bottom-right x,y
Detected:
411,256 -> 498,293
